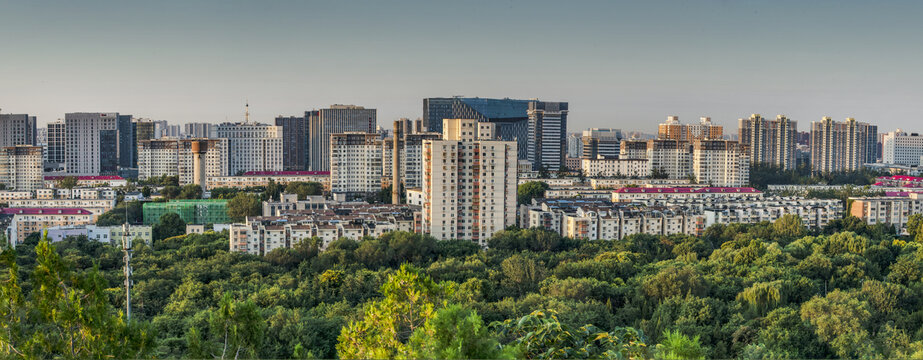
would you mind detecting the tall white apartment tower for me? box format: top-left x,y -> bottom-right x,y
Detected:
329,132 -> 383,194
738,114 -> 798,170
214,122 -> 283,175
810,117 -> 878,173
64,112 -> 120,176
692,140 -> 750,187
422,119 -> 517,245
882,130 -> 923,166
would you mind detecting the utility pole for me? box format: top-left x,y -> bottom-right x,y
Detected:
122,207 -> 133,321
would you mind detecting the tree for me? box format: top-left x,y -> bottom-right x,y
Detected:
407,305 -> 511,359
337,264 -> 452,359
57,176 -> 79,189
141,185 -> 152,198
654,330 -> 706,360
227,193 -> 261,221
179,184 -> 203,199
773,214 -> 807,239
262,179 -> 283,201
210,293 -> 265,359
161,185 -> 181,199
96,201 -> 143,226
285,181 -> 324,200
517,181 -> 550,205
154,212 -> 186,241
651,167 -> 669,179
800,289 -> 873,358
907,214 -> 923,240
494,310 -> 648,359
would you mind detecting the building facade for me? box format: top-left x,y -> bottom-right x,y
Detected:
215,122 -> 283,175
738,114 -> 798,170
306,105 -> 377,171
810,117 -> 878,173
65,112 -> 130,175
275,115 -> 308,171
882,130 -> 923,166
0,113 -> 37,148
658,116 -> 723,142
526,101 -> 568,171
2,208 -> 95,247
422,119 -> 517,244
0,146 -> 43,191
329,132 -> 383,194
142,199 -> 231,225
138,138 -> 229,185
692,140 -> 749,187
46,121 -> 66,167
581,128 -> 621,159
581,158 -> 650,178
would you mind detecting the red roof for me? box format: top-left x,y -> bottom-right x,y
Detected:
44,175 -> 125,181
878,175 -> 923,182
1,208 -> 93,215
241,171 -> 329,176
614,187 -> 760,194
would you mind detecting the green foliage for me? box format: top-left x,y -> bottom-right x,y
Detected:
654,330 -> 706,360
153,212 -> 186,241
494,310 -> 648,359
800,289 -> 873,358
772,214 -> 806,240
96,200 -> 144,226
178,184 -> 203,199
227,193 -> 261,221
285,181 -> 324,200
407,305 -> 511,359
161,185 -> 181,199
749,163 -> 885,190
138,174 -> 179,187
518,181 -> 550,205
56,176 -> 79,189
908,213 -> 923,241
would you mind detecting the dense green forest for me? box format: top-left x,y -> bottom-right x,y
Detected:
3,215 -> 923,359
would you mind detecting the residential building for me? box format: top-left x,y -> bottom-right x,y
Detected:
423,97 -> 533,160
206,171 -> 330,190
737,114 -> 798,170
658,116 -> 723,142
43,175 -> 127,188
275,115 -> 308,171
44,224 -> 153,246
566,133 -> 582,158
1,208 -> 95,247
142,199 -> 230,225
882,130 -> 923,166
581,158 -> 650,178
65,112 -> 124,175
330,132 -> 383,194
611,186 -> 762,202
692,139 -> 749,187
581,128 -> 621,159
849,193 -> 923,234
215,122 -> 283,174
519,198 -> 704,239
0,146 -> 43,191
184,122 -> 214,138
810,117 -> 878,173
138,138 -> 228,185
422,119 -> 517,244
700,197 -> 842,230
0,113 -> 37,147
135,119 -> 157,141
589,178 -> 698,189
620,139 -> 693,179
526,101 -> 568,171
7,198 -> 115,216
382,123 -> 441,189
875,175 -> 923,188
306,105 -> 377,171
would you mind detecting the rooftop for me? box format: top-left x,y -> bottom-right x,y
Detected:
241,171 -> 330,176
614,187 -> 760,194
1,208 -> 93,215
44,175 -> 125,181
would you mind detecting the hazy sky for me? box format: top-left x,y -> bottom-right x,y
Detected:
1,0 -> 921,133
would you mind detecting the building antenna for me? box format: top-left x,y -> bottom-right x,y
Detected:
245,100 -> 250,124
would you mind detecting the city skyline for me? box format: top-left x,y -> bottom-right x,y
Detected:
2,0 -> 922,132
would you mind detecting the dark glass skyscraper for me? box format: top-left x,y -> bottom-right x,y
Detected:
117,114 -> 136,168
275,115 -> 308,171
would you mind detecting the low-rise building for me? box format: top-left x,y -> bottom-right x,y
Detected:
142,199 -> 230,225
612,187 -> 762,202
581,158 -> 650,178
519,198 -> 704,239
6,198 -> 116,216
590,178 -> 699,189
43,175 -> 127,188
206,171 -> 330,190
1,208 -> 96,247
849,193 -> 923,234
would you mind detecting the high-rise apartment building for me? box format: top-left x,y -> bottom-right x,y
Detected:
135,119 -> 156,141
382,122 -> 441,189
46,121 -> 66,167
737,114 -> 798,170
658,116 -> 722,142
138,138 -> 229,185
882,130 -> 923,166
581,128 -> 622,159
65,112 -> 123,176
329,132 -> 383,194
275,115 -> 308,171
0,114 -> 37,148
215,122 -> 283,175
810,117 -> 878,173
620,139 -> 693,179
422,119 -> 517,244
566,133 -> 582,158
527,101 -> 568,171
184,122 -> 214,138
0,146 -> 43,191
692,140 -> 749,187
306,105 -> 376,171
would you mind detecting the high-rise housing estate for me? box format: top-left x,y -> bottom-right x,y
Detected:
138,138 -> 229,185
620,139 -> 693,179
46,121 -> 66,167
692,140 -> 750,187
527,101 -> 568,171
0,146 -> 43,191
0,113 -> 37,147
810,117 -> 878,173
215,122 -> 283,175
275,115 -> 308,171
64,112 -> 126,175
162,124 -> 182,138
882,130 -> 923,166
184,122 -> 214,138
135,119 -> 157,141
581,128 -> 622,159
658,116 -> 723,141
737,114 -> 798,170
306,105 -> 376,171
422,119 -> 517,244
329,132 -> 383,194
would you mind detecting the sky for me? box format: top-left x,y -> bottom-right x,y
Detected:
1,0 -> 921,133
